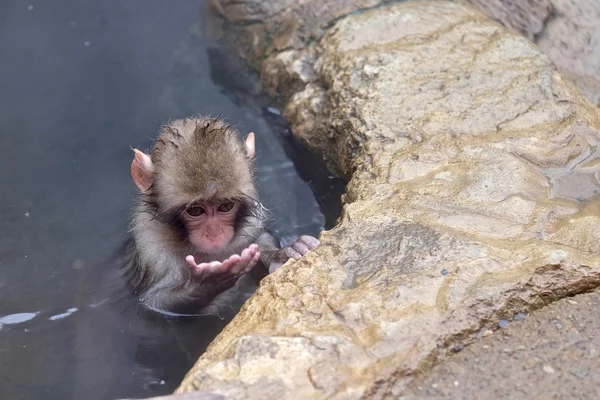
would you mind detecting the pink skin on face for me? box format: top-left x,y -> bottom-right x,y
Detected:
181,201 -> 260,282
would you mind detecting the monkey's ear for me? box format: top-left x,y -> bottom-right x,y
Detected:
130,148 -> 154,192
245,132 -> 255,159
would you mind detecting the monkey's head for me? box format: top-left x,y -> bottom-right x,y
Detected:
130,116 -> 259,255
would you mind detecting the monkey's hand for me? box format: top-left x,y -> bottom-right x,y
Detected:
268,235 -> 320,274
185,244 -> 260,286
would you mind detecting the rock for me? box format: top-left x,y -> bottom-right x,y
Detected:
498,320 -> 510,329
466,0 -> 600,105
514,312 -> 527,321
452,344 -> 465,352
211,0 -> 384,69
551,319 -> 564,329
124,393 -> 225,400
211,0 -> 600,106
542,365 -> 556,374
403,291 -> 600,398
176,1 -> 600,399
570,366 -> 589,380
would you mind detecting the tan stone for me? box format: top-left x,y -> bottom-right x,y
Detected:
466,0 -> 600,105
212,0 -> 600,105
175,1 -> 600,399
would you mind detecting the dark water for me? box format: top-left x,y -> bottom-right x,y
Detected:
0,1 -> 344,399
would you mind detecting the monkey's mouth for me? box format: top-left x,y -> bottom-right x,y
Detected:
196,242 -> 228,255
188,233 -> 232,255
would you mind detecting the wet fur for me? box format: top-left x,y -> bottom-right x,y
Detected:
123,116 -> 279,314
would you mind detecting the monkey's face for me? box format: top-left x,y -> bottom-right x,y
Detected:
180,199 -> 240,254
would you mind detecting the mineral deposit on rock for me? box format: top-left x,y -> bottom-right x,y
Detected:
174,1 -> 600,399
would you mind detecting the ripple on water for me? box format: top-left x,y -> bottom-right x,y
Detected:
48,308 -> 78,321
0,312 -> 40,325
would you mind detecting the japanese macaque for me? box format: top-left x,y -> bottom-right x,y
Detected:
125,116 -> 320,314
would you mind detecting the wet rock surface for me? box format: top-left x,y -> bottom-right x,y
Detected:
174,1 -> 600,399
212,0 -> 600,106
403,290 -> 600,400
466,0 -> 600,106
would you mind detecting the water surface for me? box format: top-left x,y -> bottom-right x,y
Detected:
0,1 -> 344,399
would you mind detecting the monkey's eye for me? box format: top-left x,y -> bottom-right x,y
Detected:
218,201 -> 235,213
185,205 -> 205,217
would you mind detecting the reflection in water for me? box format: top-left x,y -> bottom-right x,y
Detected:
0,1 -> 344,399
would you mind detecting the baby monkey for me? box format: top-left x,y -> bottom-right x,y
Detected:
125,116 -> 319,314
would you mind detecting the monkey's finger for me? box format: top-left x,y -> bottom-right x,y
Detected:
232,248 -> 253,274
281,246 -> 303,261
227,254 -> 242,264
240,251 -> 261,274
185,255 -> 198,269
189,262 -> 215,278
241,247 -> 255,261
240,244 -> 258,259
219,255 -> 241,273
292,241 -> 310,256
201,261 -> 224,275
247,252 -> 261,268
242,258 -> 259,274
299,235 -> 320,250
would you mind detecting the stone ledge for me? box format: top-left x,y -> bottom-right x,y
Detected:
175,1 -> 600,399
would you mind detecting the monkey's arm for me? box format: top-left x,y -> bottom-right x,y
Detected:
136,248 -> 258,315
255,231 -> 280,267
140,274 -> 232,315
257,232 -> 320,274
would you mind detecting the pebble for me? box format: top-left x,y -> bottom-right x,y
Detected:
483,330 -> 494,337
431,383 -> 438,389
441,268 -> 448,276
24,212 -> 30,217
513,312 -> 526,321
454,381 -> 460,387
570,366 -> 589,379
266,107 -> 281,115
576,195 -> 585,202
551,319 -> 563,329
567,299 -> 578,305
498,320 -> 509,329
28,5 -> 34,11
452,344 -> 465,352
543,365 -> 556,374
84,41 -> 91,47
